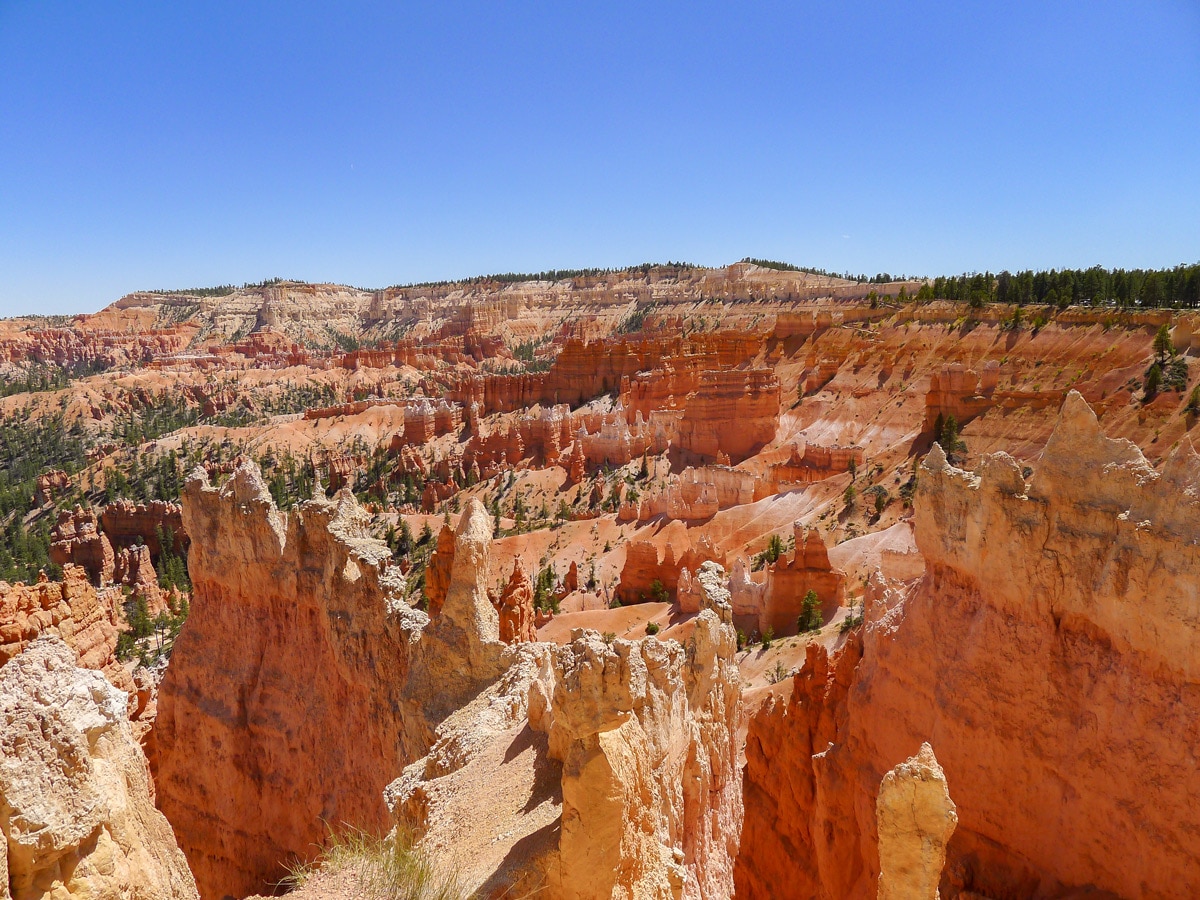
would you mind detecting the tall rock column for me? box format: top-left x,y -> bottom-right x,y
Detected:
534,564 -> 742,899
154,461 -> 428,900
737,391 -> 1200,899
876,743 -> 957,900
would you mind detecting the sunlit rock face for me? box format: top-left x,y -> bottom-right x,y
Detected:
737,391 -> 1200,900
1,635 -> 199,900
154,462 -> 429,900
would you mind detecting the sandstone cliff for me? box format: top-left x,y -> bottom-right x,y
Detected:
737,391 -> 1200,899
388,561 -> 744,899
0,635 -> 198,900
383,643 -> 562,896
155,465 -> 520,899
155,461 -> 428,900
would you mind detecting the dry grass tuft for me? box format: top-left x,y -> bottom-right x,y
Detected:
282,826 -> 465,900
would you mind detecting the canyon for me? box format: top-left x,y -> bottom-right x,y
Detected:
2,263 -> 1199,899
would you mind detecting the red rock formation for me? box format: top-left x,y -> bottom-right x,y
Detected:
737,392 -> 1200,899
495,561 -> 536,644
113,543 -> 167,617
0,564 -> 131,694
923,362 -> 1000,431
325,453 -> 358,491
616,535 -> 725,605
577,407 -> 675,469
156,470 -> 516,899
35,469 -> 70,505
804,359 -> 841,394
424,522 -> 455,617
391,443 -> 428,478
736,635 -> 863,900
155,465 -> 430,899
772,442 -> 865,485
531,574 -> 743,899
420,480 -> 456,512
50,507 -> 115,586
561,560 -> 579,596
729,525 -> 846,636
567,439 -> 587,484
631,464 -> 770,522
676,368 -> 779,462
100,499 -> 188,556
463,426 -> 525,474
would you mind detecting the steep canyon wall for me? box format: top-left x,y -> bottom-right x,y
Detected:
737,392 -> 1200,899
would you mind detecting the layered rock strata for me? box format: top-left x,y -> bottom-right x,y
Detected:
49,508 -> 115,587
0,565 -> 131,694
155,464 -> 515,900
532,569 -> 743,900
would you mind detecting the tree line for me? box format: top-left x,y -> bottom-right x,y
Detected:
914,264 -> 1200,310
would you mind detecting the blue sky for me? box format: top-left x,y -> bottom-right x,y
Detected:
1,1 -> 1198,315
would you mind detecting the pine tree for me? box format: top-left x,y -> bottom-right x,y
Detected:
798,589 -> 822,632
941,415 -> 960,455
1154,323 -> 1174,364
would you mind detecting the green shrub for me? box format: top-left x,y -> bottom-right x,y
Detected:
649,579 -> 669,603
1164,358 -> 1189,392
1145,362 -> 1163,398
797,590 -> 822,633
765,661 -> 789,684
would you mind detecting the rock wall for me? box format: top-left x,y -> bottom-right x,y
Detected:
50,508 -> 115,587
771,442 -> 865,485
384,644 -> 563,896
676,369 -> 779,463
0,635 -> 198,900
630,465 -> 770,522
736,391 -> 1200,899
922,363 -> 999,432
0,565 -> 131,695
155,465 -> 516,900
616,536 -> 725,606
154,462 -> 428,900
101,500 -> 188,556
531,566 -> 743,900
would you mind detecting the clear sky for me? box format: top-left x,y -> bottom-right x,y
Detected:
1,1 -> 1198,315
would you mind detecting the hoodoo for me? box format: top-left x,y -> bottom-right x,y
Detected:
154,462 -> 428,899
